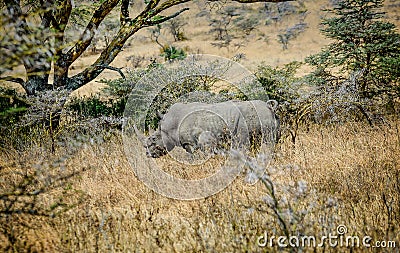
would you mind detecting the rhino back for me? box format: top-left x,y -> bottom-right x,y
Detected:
159,100 -> 278,150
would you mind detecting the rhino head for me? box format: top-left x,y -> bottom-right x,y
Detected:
144,130 -> 168,158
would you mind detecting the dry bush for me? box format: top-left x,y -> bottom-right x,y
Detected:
1,119 -> 399,252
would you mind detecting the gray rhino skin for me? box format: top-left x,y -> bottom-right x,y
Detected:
144,100 -> 280,158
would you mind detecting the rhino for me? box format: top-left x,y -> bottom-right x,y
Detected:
143,100 -> 280,158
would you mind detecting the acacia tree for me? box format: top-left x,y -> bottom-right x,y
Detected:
305,0 -> 400,101
0,0 -> 291,96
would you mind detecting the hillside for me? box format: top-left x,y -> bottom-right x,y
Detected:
2,0 -> 399,96
62,0 -> 400,96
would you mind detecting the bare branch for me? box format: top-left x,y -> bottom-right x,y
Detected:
139,0 -> 161,17
95,64 -> 126,79
53,0 -> 72,60
145,8 -> 190,26
153,0 -> 191,15
120,0 -> 130,25
40,1 -> 55,30
54,0 -> 72,32
54,0 -> 119,87
0,76 -> 25,85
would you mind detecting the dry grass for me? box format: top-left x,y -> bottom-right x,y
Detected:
1,119 -> 399,252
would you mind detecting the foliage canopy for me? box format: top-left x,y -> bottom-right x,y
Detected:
306,0 -> 400,101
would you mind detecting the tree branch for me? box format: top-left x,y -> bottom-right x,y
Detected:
40,0 -> 55,30
95,64 -> 126,79
54,0 -> 72,32
53,0 -> 72,61
64,0 -> 120,64
145,8 -> 190,26
153,0 -> 191,15
0,76 -> 25,85
54,0 -> 119,87
120,0 -> 130,25
139,0 -> 161,17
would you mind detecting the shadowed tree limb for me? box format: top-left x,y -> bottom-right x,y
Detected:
140,0 -> 162,16
96,64 -> 126,79
120,0 -> 130,25
0,76 -> 25,86
144,8 -> 190,26
66,0 -> 120,64
152,0 -> 191,14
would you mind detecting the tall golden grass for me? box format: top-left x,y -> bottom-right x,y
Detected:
1,119 -> 399,252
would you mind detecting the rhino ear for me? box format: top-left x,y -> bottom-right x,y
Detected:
267,100 -> 278,111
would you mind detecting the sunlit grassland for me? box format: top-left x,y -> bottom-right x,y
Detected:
1,119 -> 399,252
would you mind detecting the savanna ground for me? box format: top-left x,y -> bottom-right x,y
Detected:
1,119 -> 399,252
1,0 -> 400,252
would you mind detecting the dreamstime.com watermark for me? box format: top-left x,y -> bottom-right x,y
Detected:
257,225 -> 397,249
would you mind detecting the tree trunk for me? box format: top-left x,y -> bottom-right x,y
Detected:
22,57 -> 52,96
23,47 -> 52,94
24,74 -> 50,95
54,56 -> 70,88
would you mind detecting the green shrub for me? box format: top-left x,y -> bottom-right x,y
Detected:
305,0 -> 400,117
160,45 -> 187,62
68,96 -> 126,119
255,61 -> 308,144
0,87 -> 28,127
